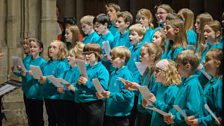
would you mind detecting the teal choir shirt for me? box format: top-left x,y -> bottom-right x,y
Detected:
109,24 -> 119,36
105,66 -> 134,117
200,42 -> 223,64
42,59 -> 68,99
14,54 -> 32,95
113,30 -> 131,48
187,29 -> 197,46
127,42 -> 145,83
166,46 -> 184,61
142,28 -> 154,43
60,66 -> 80,102
24,56 -> 46,100
198,77 -> 222,126
97,31 -> 114,48
151,84 -> 179,126
76,62 -> 109,103
137,69 -> 156,114
169,75 -> 203,126
82,31 -> 100,44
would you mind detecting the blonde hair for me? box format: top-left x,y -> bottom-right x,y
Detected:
206,49 -> 223,76
156,59 -> 181,86
80,15 -> 95,26
195,13 -> 213,53
83,43 -> 102,61
110,46 -> 131,64
48,40 -> 68,60
71,42 -> 85,60
117,11 -> 133,25
136,8 -> 154,28
141,43 -> 163,62
153,29 -> 166,51
157,4 -> 174,14
177,8 -> 194,31
206,20 -> 222,41
129,23 -> 146,38
66,25 -> 80,46
105,3 -> 120,12
176,50 -> 200,71
166,19 -> 187,50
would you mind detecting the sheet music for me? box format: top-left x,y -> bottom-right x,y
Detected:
204,104 -> 220,124
30,65 -> 43,79
135,62 -> 147,76
138,86 -> 153,106
12,56 -> 26,72
198,69 -> 211,80
173,105 -> 187,119
76,59 -> 88,79
92,78 -> 105,95
0,84 -> 16,96
147,107 -> 169,116
47,75 -> 63,87
102,41 -> 111,59
117,77 -> 129,85
57,78 -> 71,87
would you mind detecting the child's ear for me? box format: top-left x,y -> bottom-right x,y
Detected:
215,31 -> 221,38
120,57 -> 126,63
214,59 -> 221,68
126,22 -> 130,27
139,34 -> 144,41
174,27 -> 180,34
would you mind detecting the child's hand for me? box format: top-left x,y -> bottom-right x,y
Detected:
78,76 -> 88,85
163,114 -> 174,124
149,93 -> 156,103
142,99 -> 148,108
216,117 -> 222,126
125,81 -> 139,91
104,55 -> 111,61
40,76 -> 46,84
67,85 -> 75,92
101,91 -> 110,98
28,70 -> 33,75
96,92 -> 104,99
197,63 -> 203,70
185,116 -> 196,125
21,70 -> 27,76
57,87 -> 65,93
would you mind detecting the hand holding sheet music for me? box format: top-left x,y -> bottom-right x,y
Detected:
12,56 -> 26,72
76,59 -> 88,79
30,65 -> 43,79
138,86 -> 154,106
47,75 -> 63,88
204,104 -> 221,125
102,41 -> 111,59
92,78 -> 105,96
173,105 -> 187,119
57,78 -> 71,87
147,107 -> 169,116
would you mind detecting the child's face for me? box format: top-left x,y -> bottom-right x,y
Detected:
140,47 -> 154,66
195,18 -> 200,33
81,23 -> 92,35
176,62 -> 188,77
116,17 -> 128,31
65,29 -> 73,42
129,31 -> 143,45
152,31 -> 163,45
111,56 -> 125,68
67,50 -> 76,66
156,8 -> 168,23
22,41 -> 30,54
154,67 -> 166,83
48,42 -> 60,60
94,22 -> 107,35
164,24 -> 175,40
136,15 -> 149,28
204,51 -> 219,76
30,41 -> 42,57
84,52 -> 97,64
203,25 -> 216,43
106,6 -> 117,22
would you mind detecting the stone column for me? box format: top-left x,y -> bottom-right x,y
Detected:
40,0 -> 58,59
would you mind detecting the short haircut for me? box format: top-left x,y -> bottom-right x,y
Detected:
105,3 -> 121,12
110,46 -> 131,64
93,13 -> 110,26
117,11 -> 133,25
29,37 -> 44,54
80,15 -> 95,26
129,23 -> 146,37
83,43 -> 102,61
175,50 -> 200,71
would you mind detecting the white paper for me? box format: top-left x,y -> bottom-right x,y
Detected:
12,56 -> 26,72
47,75 -> 63,87
30,65 -> 43,79
92,78 -> 105,95
173,105 -> 187,119
57,78 -> 71,86
102,41 -> 111,59
76,59 -> 88,79
147,107 -> 169,116
204,104 -> 220,124
135,62 -> 147,76
138,86 -> 153,106
118,77 -> 129,85
198,69 -> 211,80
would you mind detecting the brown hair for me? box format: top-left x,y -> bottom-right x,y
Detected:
177,8 -> 194,31
110,46 -> 131,64
105,3 -> 121,12
66,25 -> 80,47
70,42 -> 85,60
129,23 -> 146,39
136,8 -> 154,28
117,11 -> 133,25
83,43 -> 102,61
206,49 -> 223,76
48,40 -> 68,60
